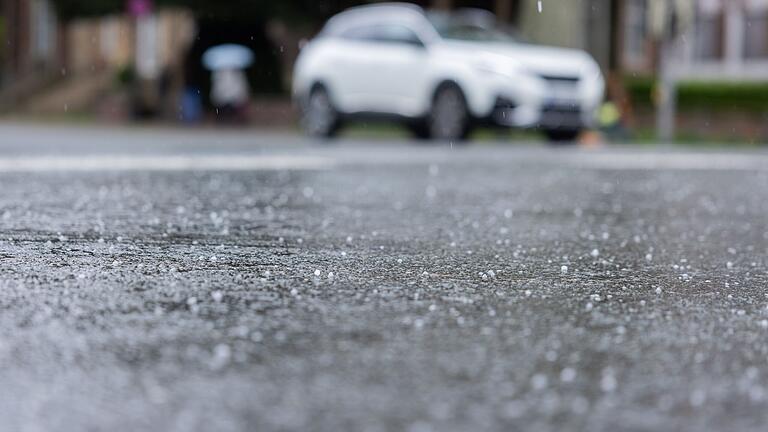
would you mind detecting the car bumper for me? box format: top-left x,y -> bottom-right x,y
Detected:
485,97 -> 598,131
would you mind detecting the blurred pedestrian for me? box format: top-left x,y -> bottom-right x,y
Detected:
210,68 -> 250,123
202,44 -> 254,124
599,100 -> 629,141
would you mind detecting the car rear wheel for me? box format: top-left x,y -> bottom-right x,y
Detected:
429,85 -> 470,141
302,87 -> 341,138
544,128 -> 581,143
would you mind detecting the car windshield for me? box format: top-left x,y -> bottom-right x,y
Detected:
427,12 -> 516,42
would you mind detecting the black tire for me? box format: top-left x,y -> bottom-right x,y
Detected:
407,120 -> 431,140
544,129 -> 581,143
301,86 -> 342,138
429,84 -> 471,141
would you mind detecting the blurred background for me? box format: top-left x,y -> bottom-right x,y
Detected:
1,0 -> 767,144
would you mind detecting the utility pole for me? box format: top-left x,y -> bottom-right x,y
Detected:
656,1 -> 676,142
650,0 -> 693,142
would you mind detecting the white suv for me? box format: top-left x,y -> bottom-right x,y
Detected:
293,3 -> 605,141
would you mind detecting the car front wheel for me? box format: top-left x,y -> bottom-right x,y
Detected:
429,85 -> 470,141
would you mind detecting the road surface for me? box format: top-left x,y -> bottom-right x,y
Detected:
1,123 -> 767,431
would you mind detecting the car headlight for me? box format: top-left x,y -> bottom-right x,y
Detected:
473,61 -> 509,77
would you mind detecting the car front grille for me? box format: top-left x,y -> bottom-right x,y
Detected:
539,74 -> 581,85
540,74 -> 581,103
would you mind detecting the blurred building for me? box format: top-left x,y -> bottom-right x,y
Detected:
0,0 -> 60,105
0,0 -> 193,114
618,0 -> 768,81
613,0 -> 768,139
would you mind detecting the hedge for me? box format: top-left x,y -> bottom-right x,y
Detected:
625,76 -> 768,112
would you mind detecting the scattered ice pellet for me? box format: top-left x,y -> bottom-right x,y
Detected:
645,253 -> 653,261
600,372 -> 617,392
211,344 -> 231,370
655,287 -> 662,295
561,265 -> 568,274
186,297 -> 197,306
727,261 -> 733,269
590,249 -> 599,258
314,269 -> 321,277
531,373 -> 548,390
690,389 -> 706,407
211,291 -> 223,302
327,272 -> 334,279
397,258 -> 403,264
560,367 -> 577,383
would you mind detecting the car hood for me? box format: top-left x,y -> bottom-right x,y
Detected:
442,40 -> 598,78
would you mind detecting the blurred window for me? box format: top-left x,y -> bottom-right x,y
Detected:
622,0 -> 647,67
341,24 -> 424,46
694,0 -> 725,60
744,0 -> 768,59
427,13 -> 515,42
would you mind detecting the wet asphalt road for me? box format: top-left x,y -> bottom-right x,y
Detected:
1,123 -> 768,431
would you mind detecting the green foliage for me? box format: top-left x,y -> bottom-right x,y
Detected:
115,64 -> 135,86
624,75 -> 655,106
625,75 -> 768,112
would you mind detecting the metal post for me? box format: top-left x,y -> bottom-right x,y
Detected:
656,2 -> 676,142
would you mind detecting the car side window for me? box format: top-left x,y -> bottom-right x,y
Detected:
341,24 -> 424,46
